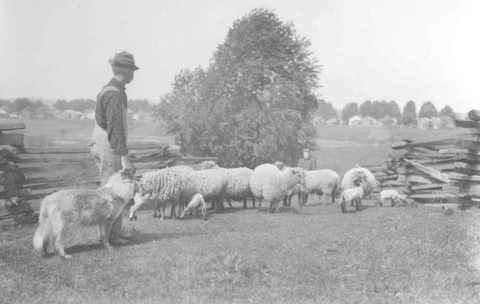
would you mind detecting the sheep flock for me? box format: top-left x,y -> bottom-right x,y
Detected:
129,160 -> 392,220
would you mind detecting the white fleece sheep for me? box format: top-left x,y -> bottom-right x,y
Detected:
201,161 -> 256,209
131,166 -> 195,220
341,167 -> 377,208
376,189 -> 405,207
189,169 -> 228,212
340,181 -> 368,214
285,169 -> 341,206
276,164 -> 340,207
250,163 -> 306,213
180,193 -> 207,220
131,165 -> 228,220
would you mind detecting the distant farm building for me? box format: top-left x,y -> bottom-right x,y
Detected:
417,117 -> 432,130
431,117 -> 442,129
82,110 -> 95,120
326,117 -> 342,126
133,111 -> 153,122
56,110 -> 83,119
312,116 -> 325,126
0,109 -> 8,118
348,115 -> 362,127
361,116 -> 382,127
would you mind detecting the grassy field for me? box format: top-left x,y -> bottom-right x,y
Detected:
2,201 -> 480,303
2,119 -> 479,303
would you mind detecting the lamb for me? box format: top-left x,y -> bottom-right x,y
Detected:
129,192 -> 155,221
376,189 -> 405,207
341,166 -> 377,208
340,181 -> 368,214
201,161 -> 256,209
250,163 -> 306,213
180,193 -> 207,220
283,184 -> 306,207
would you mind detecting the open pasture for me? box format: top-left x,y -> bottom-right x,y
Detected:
2,119 -> 479,303
2,199 -> 480,303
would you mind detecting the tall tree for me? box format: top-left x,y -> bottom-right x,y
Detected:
401,100 -> 417,126
316,99 -> 337,120
155,8 -> 320,167
387,100 -> 401,120
359,100 -> 373,117
370,100 -> 389,120
69,99 -> 95,111
53,99 -> 68,111
418,101 -> 438,118
341,102 -> 359,123
439,105 -> 456,120
12,98 -> 33,113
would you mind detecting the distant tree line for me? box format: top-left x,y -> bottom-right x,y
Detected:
313,100 -> 456,126
0,98 -> 153,114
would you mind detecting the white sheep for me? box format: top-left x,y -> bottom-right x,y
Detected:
341,167 -> 377,208
250,163 -> 306,213
180,193 -> 207,220
340,181 -> 368,214
285,169 -> 341,206
201,161 -> 256,209
129,192 -> 156,221
131,166 -> 228,220
132,166 -> 195,220
276,163 -> 340,207
376,189 -> 405,207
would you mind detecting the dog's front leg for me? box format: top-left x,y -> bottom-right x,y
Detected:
103,218 -> 114,250
55,229 -> 71,259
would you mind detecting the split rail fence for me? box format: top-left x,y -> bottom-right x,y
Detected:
0,123 -> 216,226
364,109 -> 480,208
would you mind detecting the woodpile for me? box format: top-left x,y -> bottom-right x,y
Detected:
1,123 -> 28,222
443,110 -> 480,207
0,123 -> 217,226
367,138 -> 456,203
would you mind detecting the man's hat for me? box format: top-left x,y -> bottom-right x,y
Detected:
109,52 -> 139,70
303,148 -> 311,153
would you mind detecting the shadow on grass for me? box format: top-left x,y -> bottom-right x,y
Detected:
256,206 -> 300,214
341,205 -> 374,214
65,232 -> 204,255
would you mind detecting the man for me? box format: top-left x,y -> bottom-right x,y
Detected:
89,51 -> 138,245
297,148 -> 317,205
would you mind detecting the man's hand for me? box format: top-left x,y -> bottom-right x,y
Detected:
121,155 -> 136,174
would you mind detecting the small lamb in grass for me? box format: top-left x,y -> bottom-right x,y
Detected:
180,193 -> 207,220
376,189 -> 405,207
340,180 -> 368,214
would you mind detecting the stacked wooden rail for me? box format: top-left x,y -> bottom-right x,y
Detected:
0,123 -> 217,226
443,110 -> 480,207
365,138 -> 456,203
1,123 -> 27,221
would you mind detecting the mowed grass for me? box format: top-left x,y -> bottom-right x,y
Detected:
2,200 -> 480,303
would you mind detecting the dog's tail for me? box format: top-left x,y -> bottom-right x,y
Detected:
33,201 -> 53,254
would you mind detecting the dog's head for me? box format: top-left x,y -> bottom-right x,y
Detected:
104,169 -> 137,203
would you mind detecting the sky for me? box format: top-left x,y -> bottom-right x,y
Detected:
1,0 -> 479,114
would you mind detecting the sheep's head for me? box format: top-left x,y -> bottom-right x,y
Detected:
201,160 -> 217,170
275,162 -> 286,170
291,167 -> 306,188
